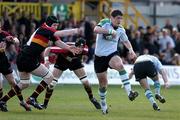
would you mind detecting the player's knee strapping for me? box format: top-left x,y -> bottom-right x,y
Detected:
20,78 -> 31,89
79,75 -> 88,83
42,71 -> 53,84
48,78 -> 58,89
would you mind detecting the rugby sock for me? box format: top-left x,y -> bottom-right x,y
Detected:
154,80 -> 161,95
1,85 -> 20,102
30,80 -> 48,98
0,88 -> 3,99
16,90 -> 24,102
83,84 -> 93,99
119,70 -> 131,95
44,87 -> 54,106
145,89 -> 156,105
98,87 -> 107,104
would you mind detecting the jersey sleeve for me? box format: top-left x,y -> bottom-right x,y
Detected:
97,18 -> 110,27
119,28 -> 129,42
153,56 -> 163,72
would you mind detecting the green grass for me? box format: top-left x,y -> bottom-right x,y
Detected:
0,85 -> 179,120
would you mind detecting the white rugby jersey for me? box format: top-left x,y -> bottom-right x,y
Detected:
135,55 -> 163,72
95,18 -> 128,56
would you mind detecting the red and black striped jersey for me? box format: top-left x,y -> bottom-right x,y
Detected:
22,23 -> 60,57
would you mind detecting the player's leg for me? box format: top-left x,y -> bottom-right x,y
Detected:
41,67 -> 63,109
109,55 -> 138,101
74,68 -> 101,109
94,55 -> 109,114
96,72 -> 108,114
151,75 -> 166,103
26,64 -> 54,109
4,73 -> 31,111
139,78 -> 160,111
0,72 -> 31,112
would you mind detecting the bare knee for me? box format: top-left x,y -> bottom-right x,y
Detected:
19,80 -> 30,89
115,63 -> 124,70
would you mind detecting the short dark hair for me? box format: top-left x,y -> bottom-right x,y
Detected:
110,9 -> 123,17
46,15 -> 59,26
75,37 -> 86,47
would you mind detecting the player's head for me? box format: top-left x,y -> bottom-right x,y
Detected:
110,9 -> 123,27
46,15 -> 59,29
75,37 -> 86,48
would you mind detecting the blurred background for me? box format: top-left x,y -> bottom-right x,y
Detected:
0,0 -> 179,66
0,0 -> 180,85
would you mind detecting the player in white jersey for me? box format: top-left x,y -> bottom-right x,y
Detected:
129,54 -> 169,111
94,9 -> 138,114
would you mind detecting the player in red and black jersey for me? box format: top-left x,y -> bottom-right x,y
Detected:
0,22 -> 31,112
40,38 -> 101,110
0,16 -> 82,111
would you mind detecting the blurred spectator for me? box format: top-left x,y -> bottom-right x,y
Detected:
177,23 -> 180,32
130,31 -> 143,54
174,32 -> 180,54
171,27 -> 178,43
172,53 -> 180,65
83,17 -> 94,64
158,28 -> 175,52
29,13 -> 39,29
17,11 -> 30,37
1,10 -> 11,31
164,19 -> 173,34
161,42 -> 175,65
39,12 -> 48,26
142,26 -> 159,55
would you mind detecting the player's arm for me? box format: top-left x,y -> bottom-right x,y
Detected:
159,68 -> 169,88
54,40 -> 80,56
44,47 -> 51,60
94,26 -> 116,36
43,47 -> 51,68
122,40 -> 136,59
54,28 -> 82,37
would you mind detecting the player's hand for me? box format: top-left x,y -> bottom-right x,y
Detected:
108,29 -> 117,38
129,49 -> 137,59
164,81 -> 170,89
77,27 -> 84,36
111,30 -> 117,38
44,61 -> 50,69
5,36 -> 14,42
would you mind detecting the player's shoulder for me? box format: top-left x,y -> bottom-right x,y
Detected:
98,18 -> 111,26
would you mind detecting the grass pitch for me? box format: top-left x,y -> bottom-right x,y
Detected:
0,84 -> 179,120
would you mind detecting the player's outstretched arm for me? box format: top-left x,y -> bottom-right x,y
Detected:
123,40 -> 136,59
54,28 -> 81,37
43,47 -> 51,69
55,40 -> 80,56
94,26 -> 116,37
159,69 -> 169,88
